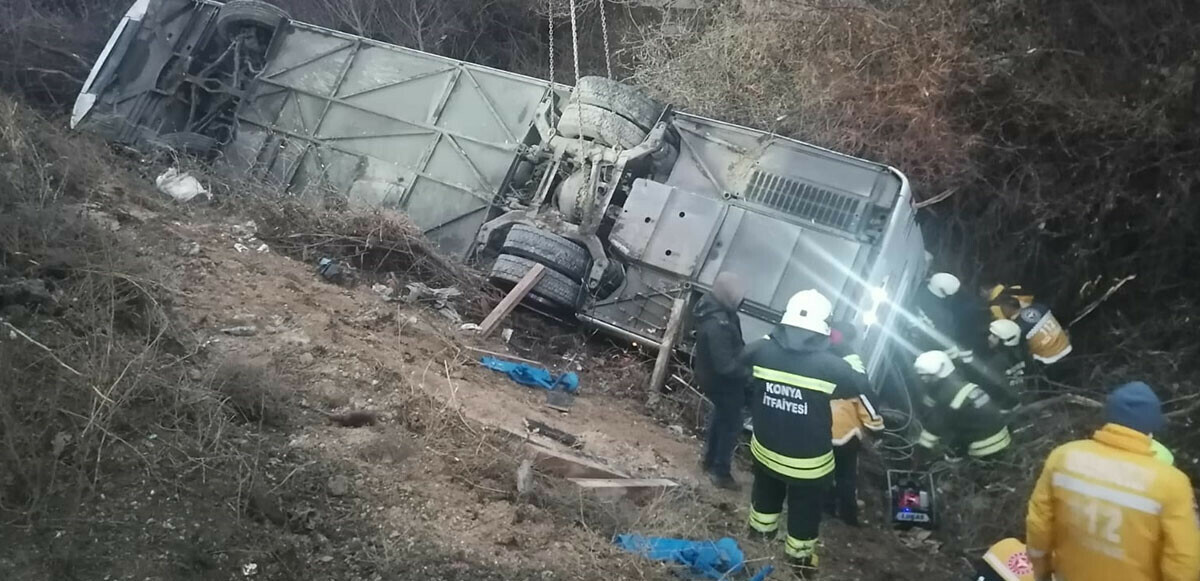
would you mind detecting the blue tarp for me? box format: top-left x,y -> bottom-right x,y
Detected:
479,357 -> 579,393
614,534 -> 767,580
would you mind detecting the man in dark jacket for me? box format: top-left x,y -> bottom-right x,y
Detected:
693,272 -> 751,490
914,350 -> 1011,461
967,319 -> 1026,410
910,272 -> 980,363
744,289 -> 872,576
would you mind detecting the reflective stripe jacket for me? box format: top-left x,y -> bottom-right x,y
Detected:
831,397 -> 884,445
1026,424 -> 1200,581
829,348 -> 883,445
1016,303 -> 1072,364
917,373 -> 1010,458
987,284 -> 1034,321
744,325 -> 868,481
967,344 -> 1027,409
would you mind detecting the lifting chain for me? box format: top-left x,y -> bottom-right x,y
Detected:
547,0 -> 555,83
568,0 -> 581,84
599,0 -> 612,79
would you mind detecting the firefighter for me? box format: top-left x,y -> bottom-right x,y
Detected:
1026,382 -> 1200,581
827,324 -> 884,526
970,319 -> 1027,410
911,272 -> 979,364
972,538 -> 1035,581
1013,302 -> 1072,365
744,289 -> 875,576
693,272 -> 751,490
982,283 -> 1034,321
913,350 -> 1011,461
981,284 -> 1072,365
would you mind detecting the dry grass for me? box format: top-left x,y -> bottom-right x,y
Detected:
210,359 -> 293,427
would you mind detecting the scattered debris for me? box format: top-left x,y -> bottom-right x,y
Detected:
437,307 -> 462,324
155,168 -> 210,202
316,258 -> 351,284
480,356 -> 579,392
500,328 -> 514,343
614,535 -> 755,580
459,323 -> 482,332
221,325 -> 258,337
372,283 -> 396,301
403,282 -> 463,322
668,425 -> 685,436
241,563 -> 258,577
897,528 -> 942,553
403,282 -> 462,305
524,418 -> 581,449
327,475 -> 351,497
476,263 -> 545,338
230,221 -> 258,239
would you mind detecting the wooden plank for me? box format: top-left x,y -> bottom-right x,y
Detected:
569,478 -> 679,490
464,345 -> 542,366
569,477 -> 680,502
649,295 -> 688,393
525,444 -> 629,480
478,263 -> 546,338
524,418 -> 581,449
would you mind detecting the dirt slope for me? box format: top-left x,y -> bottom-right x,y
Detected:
160,209 -> 961,580
2,156 -> 962,579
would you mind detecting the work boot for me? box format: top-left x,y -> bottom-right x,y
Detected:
745,527 -> 775,544
708,472 -> 741,491
788,556 -> 819,579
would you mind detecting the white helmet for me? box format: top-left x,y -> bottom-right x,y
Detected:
781,289 -> 833,335
914,350 -> 955,379
989,319 -> 1021,347
927,273 -> 961,298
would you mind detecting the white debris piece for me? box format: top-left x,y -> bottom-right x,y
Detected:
155,168 -> 210,202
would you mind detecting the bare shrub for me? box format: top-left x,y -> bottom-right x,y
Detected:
0,0 -> 122,107
627,0 -> 980,193
210,359 -> 292,427
0,94 -> 184,520
279,0 -> 557,76
232,194 -> 495,317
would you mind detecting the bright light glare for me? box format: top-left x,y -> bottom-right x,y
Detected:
870,286 -> 888,303
862,309 -> 879,327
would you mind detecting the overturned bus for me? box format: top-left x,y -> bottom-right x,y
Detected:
73,0 -> 929,409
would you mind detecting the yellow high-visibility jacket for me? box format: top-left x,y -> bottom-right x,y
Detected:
1026,423 -> 1200,581
982,538 -> 1035,581
830,397 -> 884,445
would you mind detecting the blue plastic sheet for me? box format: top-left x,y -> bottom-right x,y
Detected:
479,357 -> 579,393
614,534 -> 757,579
